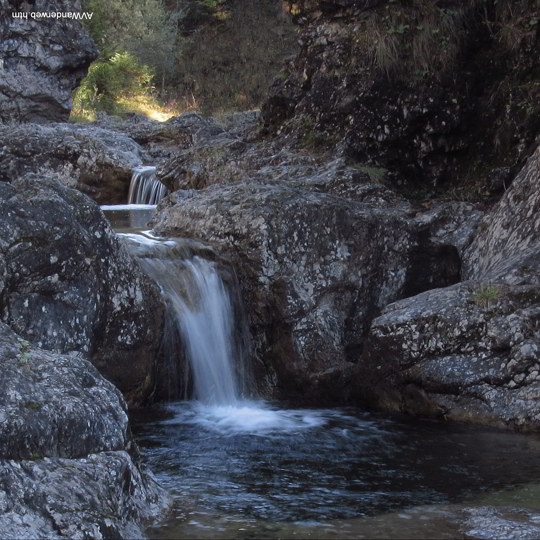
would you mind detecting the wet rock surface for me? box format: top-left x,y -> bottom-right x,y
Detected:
0,322 -> 169,539
0,0 -> 97,123
0,175 -> 165,406
356,146 -> 540,429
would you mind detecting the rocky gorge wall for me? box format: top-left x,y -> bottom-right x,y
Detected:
355,145 -> 540,429
0,2 -> 175,534
0,0 -> 538,535
262,0 -> 539,195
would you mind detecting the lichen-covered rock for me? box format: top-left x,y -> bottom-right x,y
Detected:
356,278 -> 540,429
0,322 -> 169,539
0,452 -> 167,539
0,123 -> 144,204
355,146 -> 540,429
152,177 -> 463,401
0,175 -> 165,405
0,0 -> 98,123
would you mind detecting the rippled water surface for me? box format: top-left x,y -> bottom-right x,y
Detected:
132,401 -> 540,539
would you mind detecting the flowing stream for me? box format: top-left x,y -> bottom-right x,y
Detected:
102,204 -> 540,539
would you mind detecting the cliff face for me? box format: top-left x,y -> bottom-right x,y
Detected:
262,0 -> 539,195
0,0 -> 97,123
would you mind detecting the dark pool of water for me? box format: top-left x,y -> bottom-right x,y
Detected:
101,204 -> 156,231
131,400 -> 540,538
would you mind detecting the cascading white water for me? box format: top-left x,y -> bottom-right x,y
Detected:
121,232 -> 330,434
168,258 -> 238,405
122,233 -> 240,405
128,166 -> 168,205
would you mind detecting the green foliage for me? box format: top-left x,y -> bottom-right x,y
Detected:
350,164 -> 388,184
78,0 -> 295,115
17,337 -> 31,363
73,52 -> 154,115
472,284 -> 501,308
82,0 -> 184,95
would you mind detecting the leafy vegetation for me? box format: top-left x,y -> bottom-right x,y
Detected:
73,52 -> 155,119
73,0 -> 297,119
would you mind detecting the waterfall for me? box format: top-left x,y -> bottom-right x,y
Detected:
128,166 -> 168,205
122,233 -> 244,405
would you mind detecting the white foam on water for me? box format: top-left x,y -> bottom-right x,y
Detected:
161,400 -> 334,436
101,204 -> 157,210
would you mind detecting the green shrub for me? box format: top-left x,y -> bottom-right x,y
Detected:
73,52 -> 154,116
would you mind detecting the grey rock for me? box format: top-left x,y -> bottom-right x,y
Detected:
0,322 -> 127,460
464,145 -> 540,280
152,178 -> 461,401
0,322 -> 169,539
0,123 -> 144,204
463,506 -> 540,540
356,146 -> 540,429
0,174 -> 165,406
0,452 -> 168,539
0,0 -> 98,123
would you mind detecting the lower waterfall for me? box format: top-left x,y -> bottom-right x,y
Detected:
122,232 -> 325,433
128,166 -> 168,205
122,233 -> 243,405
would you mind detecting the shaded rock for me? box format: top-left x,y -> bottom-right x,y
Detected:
0,175 -> 165,406
0,123 -> 144,205
356,280 -> 540,429
152,179 -> 462,401
0,0 -> 98,123
355,146 -> 540,429
0,322 -> 169,539
464,144 -> 540,280
263,0 -> 539,193
0,322 -> 127,460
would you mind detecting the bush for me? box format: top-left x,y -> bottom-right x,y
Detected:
73,52 -> 154,116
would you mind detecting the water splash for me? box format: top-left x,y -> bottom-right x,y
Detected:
128,166 -> 168,205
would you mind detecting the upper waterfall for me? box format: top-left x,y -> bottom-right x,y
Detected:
128,166 -> 168,205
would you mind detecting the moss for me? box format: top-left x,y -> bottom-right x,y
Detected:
23,401 -> 42,411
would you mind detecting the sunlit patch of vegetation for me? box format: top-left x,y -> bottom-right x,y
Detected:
70,52 -> 180,122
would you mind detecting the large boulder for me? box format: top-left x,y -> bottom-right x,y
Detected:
0,174 -> 165,405
0,321 -> 168,538
151,167 -> 467,401
0,0 -> 98,123
355,145 -> 540,429
0,123 -> 145,204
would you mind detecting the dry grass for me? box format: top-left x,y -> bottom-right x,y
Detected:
352,1 -> 471,80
